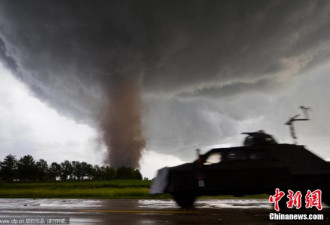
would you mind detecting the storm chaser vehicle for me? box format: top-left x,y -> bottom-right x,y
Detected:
150,131 -> 330,208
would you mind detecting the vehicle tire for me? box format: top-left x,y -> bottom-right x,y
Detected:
172,192 -> 196,208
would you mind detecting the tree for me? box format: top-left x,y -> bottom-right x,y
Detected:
80,162 -> 90,180
35,159 -> 49,180
60,160 -> 73,181
49,162 -> 61,181
72,161 -> 82,180
134,169 -> 143,180
115,167 -> 143,180
1,155 -> 144,181
104,166 -> 116,179
0,154 -> 18,181
84,163 -> 95,180
116,167 -> 135,179
17,155 -> 36,181
93,165 -> 104,180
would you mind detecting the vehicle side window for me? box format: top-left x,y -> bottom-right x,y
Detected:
204,153 -> 222,165
226,151 -> 248,161
249,151 -> 267,160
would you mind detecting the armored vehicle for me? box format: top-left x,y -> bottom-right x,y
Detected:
150,130 -> 330,208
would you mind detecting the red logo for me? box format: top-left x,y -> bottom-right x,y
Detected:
269,188 -> 285,211
305,189 -> 322,210
287,190 -> 302,209
269,188 -> 322,211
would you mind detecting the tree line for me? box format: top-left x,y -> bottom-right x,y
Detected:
0,154 -> 143,182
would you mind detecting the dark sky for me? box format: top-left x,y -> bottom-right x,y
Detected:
1,0 -> 330,169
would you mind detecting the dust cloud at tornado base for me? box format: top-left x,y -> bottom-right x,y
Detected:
101,75 -> 145,168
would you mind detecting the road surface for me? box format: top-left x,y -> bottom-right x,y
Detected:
0,198 -> 328,224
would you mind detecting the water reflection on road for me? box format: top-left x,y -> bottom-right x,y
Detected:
139,199 -> 272,209
0,199 -> 328,225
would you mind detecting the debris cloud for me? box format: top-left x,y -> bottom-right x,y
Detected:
101,75 -> 145,168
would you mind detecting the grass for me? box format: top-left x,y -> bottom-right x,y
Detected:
0,179 -> 152,189
0,180 -> 160,199
0,180 -> 267,199
0,187 -> 151,198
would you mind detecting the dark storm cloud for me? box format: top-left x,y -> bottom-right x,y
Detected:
1,0 -> 330,163
1,1 -> 330,101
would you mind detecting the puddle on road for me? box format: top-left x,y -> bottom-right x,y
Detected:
40,199 -> 103,209
196,199 -> 272,209
138,200 -> 177,209
0,199 -> 103,210
138,199 -> 272,209
1,198 -> 327,211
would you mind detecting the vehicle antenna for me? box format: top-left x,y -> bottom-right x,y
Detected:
285,106 -> 311,144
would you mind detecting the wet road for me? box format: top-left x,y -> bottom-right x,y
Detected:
0,198 -> 329,225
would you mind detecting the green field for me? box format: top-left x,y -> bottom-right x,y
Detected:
0,180 -> 169,199
0,180 -> 268,199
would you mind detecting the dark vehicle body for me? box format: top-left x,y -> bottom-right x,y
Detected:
150,133 -> 330,208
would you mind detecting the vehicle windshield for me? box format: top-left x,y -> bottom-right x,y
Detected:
202,149 -> 268,165
226,151 -> 248,160
203,153 -> 222,165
